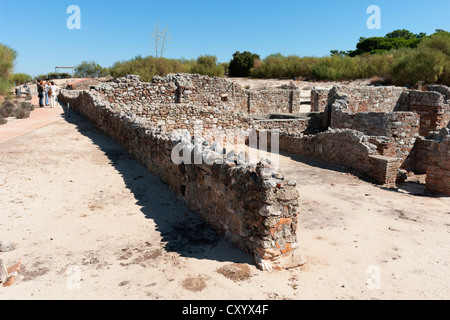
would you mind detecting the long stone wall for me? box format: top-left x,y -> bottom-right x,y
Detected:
58,89 -> 307,271
248,90 -> 302,114
330,103 -> 420,160
66,74 -> 450,199
286,84 -> 449,194
311,85 -> 407,113
275,129 -> 400,187
312,85 -> 450,138
97,74 -> 303,116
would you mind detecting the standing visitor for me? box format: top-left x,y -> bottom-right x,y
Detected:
37,80 -> 44,108
44,81 -> 51,106
49,81 -> 60,109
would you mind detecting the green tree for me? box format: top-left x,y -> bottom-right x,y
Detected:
330,50 -> 349,57
385,29 -> 417,39
0,43 -> 17,94
349,37 -> 421,56
228,51 -> 260,77
348,29 -> 426,56
74,61 -> 108,78
11,73 -> 32,85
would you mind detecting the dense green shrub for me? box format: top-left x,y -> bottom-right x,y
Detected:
250,54 -> 319,79
0,115 -> 7,125
1,100 -> 16,116
110,56 -> 188,82
0,100 -> 33,120
311,55 -> 360,80
14,107 -> 30,119
392,47 -> 448,86
229,51 -> 260,77
19,101 -> 34,111
390,32 -> 450,86
0,107 -> 9,118
187,55 -> 225,77
249,30 -> 449,85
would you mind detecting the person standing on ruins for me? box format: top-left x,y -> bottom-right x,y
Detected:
37,80 -> 44,108
44,81 -> 51,106
49,81 -> 60,109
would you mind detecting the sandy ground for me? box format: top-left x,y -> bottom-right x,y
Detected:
0,98 -> 449,300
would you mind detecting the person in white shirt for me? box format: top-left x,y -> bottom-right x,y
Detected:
49,81 -> 61,109
44,81 -> 51,106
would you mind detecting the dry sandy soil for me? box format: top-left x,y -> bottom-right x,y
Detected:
0,97 -> 449,300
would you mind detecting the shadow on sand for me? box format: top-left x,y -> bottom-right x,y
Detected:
61,106 -> 254,266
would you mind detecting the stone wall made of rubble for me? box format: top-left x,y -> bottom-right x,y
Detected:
58,89 -> 306,270
396,90 -> 450,137
274,129 -> 400,187
406,122 -> 450,195
251,113 -> 324,136
96,74 -> 303,116
330,101 -> 420,160
311,85 -> 407,113
248,90 -> 302,114
89,75 -> 322,137
312,85 -> 450,138
310,88 -> 330,113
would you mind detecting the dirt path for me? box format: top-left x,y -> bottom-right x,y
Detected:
0,96 -> 65,144
0,108 -> 449,300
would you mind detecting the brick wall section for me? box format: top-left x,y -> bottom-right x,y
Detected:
311,85 -> 450,138
428,85 -> 450,100
249,90 -> 302,114
328,85 -> 408,113
407,137 -> 441,174
398,90 -> 450,137
426,136 -> 450,195
275,129 -> 399,187
330,104 -> 420,159
311,85 -> 407,113
58,89 -> 307,271
310,89 -> 330,112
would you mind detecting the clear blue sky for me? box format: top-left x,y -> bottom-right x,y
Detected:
0,0 -> 449,77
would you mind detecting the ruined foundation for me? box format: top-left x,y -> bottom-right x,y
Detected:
59,74 -> 450,270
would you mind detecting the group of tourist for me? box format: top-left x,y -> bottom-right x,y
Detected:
37,80 -> 61,108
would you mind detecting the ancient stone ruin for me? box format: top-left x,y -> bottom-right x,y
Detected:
58,73 -> 450,271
